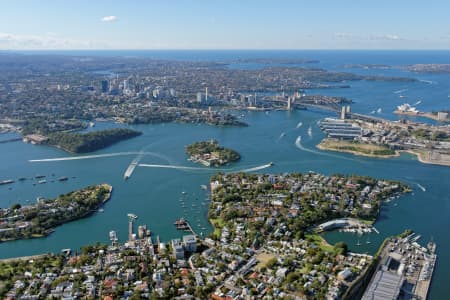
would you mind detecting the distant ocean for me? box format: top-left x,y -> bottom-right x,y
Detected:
10,49 -> 450,64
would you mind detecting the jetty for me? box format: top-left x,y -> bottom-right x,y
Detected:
174,218 -> 200,237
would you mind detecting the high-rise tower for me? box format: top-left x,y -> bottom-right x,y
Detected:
127,213 -> 138,241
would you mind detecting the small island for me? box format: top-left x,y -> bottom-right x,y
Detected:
46,128 -> 142,153
0,184 -> 112,242
186,140 -> 240,167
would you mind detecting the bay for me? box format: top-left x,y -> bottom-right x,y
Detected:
0,50 -> 449,298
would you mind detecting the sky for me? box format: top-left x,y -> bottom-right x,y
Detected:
1,0 -> 450,50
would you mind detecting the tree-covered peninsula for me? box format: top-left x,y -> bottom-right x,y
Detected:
47,128 -> 142,153
186,139 -> 240,167
207,172 -> 410,298
0,184 -> 112,242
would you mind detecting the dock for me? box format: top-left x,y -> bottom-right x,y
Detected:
174,218 -> 200,237
361,234 -> 436,300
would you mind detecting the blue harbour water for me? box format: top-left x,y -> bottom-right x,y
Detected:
1,50 -> 450,299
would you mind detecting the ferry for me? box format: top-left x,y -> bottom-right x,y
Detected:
123,162 -> 138,180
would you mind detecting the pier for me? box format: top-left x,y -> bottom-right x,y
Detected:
174,218 -> 201,238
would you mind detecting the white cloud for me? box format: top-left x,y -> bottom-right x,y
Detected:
369,34 -> 403,41
0,32 -> 111,49
334,32 -> 357,40
101,15 -> 118,22
334,32 -> 404,41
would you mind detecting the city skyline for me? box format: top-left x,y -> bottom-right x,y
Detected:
1,0 -> 450,50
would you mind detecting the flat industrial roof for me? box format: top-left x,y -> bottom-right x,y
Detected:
362,270 -> 404,300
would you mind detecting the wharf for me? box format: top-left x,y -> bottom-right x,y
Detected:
174,218 -> 200,237
361,234 -> 436,300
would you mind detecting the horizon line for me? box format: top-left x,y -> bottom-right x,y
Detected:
2,48 -> 450,52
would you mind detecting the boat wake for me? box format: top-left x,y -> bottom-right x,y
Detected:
138,163 -> 210,171
124,151 -> 146,180
138,162 -> 273,174
307,126 -> 313,137
296,122 -> 303,129
419,79 -> 434,84
295,136 -> 362,163
233,163 -> 273,173
295,136 -> 320,155
30,151 -> 169,163
413,100 -> 422,106
394,88 -> 409,94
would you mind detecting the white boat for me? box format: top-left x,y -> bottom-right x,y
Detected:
307,126 -> 312,137
123,162 -> 138,180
